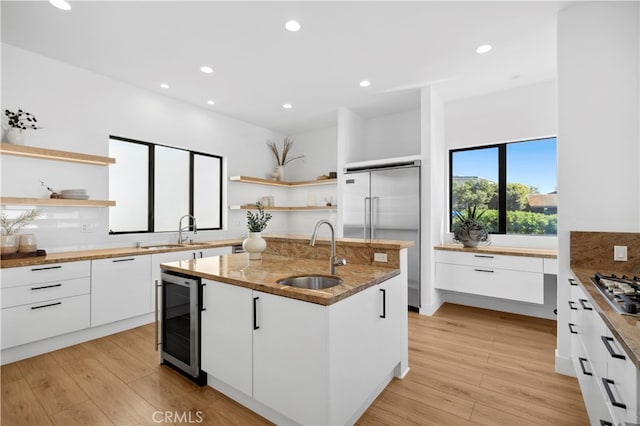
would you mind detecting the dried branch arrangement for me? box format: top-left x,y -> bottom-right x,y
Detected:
266,136 -> 304,166
1,209 -> 41,236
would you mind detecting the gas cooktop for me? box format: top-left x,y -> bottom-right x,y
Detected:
591,272 -> 640,316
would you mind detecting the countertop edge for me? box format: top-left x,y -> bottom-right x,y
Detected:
434,243 -> 557,259
0,239 -> 243,268
265,234 -> 415,249
571,267 -> 640,369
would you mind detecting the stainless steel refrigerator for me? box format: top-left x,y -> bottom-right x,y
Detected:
343,160 -> 421,309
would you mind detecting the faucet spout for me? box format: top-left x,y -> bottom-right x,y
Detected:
310,219 -> 346,275
178,214 -> 197,244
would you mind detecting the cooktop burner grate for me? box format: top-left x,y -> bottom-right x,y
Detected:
591,273 -> 640,316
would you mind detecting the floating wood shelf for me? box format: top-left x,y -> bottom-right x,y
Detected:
230,204 -> 336,212
230,176 -> 336,187
0,143 -> 115,166
0,197 -> 116,207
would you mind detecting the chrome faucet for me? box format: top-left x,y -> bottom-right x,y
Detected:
178,214 -> 197,244
310,219 -> 347,275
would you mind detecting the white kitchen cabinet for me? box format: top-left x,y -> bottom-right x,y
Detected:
569,277 -> 640,425
201,279 -> 253,396
253,291 -> 329,424
91,255 -> 151,327
201,275 -> 404,425
0,261 -> 91,349
435,250 -> 544,304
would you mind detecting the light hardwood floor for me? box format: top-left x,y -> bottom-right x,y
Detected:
1,303 -> 588,425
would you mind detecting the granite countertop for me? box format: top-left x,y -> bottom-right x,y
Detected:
160,253 -> 400,306
266,234 -> 415,249
572,267 -> 640,368
0,239 -> 243,268
434,243 -> 557,259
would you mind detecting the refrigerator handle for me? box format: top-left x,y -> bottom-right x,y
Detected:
363,197 -> 371,239
371,197 -> 379,240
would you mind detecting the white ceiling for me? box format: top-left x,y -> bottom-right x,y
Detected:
1,1 -> 567,135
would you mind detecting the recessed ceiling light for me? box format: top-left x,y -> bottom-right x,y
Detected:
160,83 -> 169,89
476,44 -> 492,54
49,0 -> 71,11
200,65 -> 214,74
285,20 -> 301,32
282,103 -> 293,109
207,100 -> 215,105
360,80 -> 371,87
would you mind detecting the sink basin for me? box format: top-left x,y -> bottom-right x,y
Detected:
140,244 -> 185,250
277,275 -> 343,290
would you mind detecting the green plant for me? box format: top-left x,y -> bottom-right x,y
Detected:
4,109 -> 40,130
266,136 -> 304,166
452,205 -> 489,245
246,202 -> 272,232
1,209 -> 41,235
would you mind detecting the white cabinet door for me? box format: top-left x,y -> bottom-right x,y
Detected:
201,279 -> 253,396
91,255 -> 151,327
253,291 -> 330,425
196,247 -> 231,258
377,275 -> 402,374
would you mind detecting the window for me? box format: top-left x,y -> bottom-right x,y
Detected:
449,137 -> 557,235
109,136 -> 223,234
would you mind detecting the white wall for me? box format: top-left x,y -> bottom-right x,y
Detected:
364,109 -> 421,161
555,1 -> 639,374
1,44 -> 286,250
443,80 -> 558,250
445,80 -> 557,149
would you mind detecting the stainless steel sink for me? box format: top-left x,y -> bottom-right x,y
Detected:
140,244 -> 185,250
277,275 -> 343,290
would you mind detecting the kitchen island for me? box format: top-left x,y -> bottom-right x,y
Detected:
160,250 -> 409,425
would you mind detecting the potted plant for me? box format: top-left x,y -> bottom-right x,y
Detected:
452,205 -> 490,248
266,136 -> 304,181
4,109 -> 40,145
1,209 -> 41,254
242,202 -> 272,260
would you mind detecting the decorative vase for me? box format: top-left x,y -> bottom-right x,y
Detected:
6,128 -> 26,145
1,235 -> 19,254
242,232 -> 267,260
276,165 -> 285,182
18,233 -> 37,253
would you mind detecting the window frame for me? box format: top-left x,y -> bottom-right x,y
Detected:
448,136 -> 556,235
108,135 -> 224,235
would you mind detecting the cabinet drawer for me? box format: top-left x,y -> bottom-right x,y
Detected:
435,262 -> 543,303
1,293 -> 90,349
1,261 -> 90,288
435,250 -> 542,273
602,331 -> 638,420
1,277 -> 90,309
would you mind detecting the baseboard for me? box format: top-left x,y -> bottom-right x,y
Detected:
555,349 -> 575,377
418,299 -> 445,316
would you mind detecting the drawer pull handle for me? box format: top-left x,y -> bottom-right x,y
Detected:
599,421 -> 613,426
474,268 -> 494,273
474,254 -> 494,258
578,299 -> 593,310
568,323 -> 577,334
112,258 -> 135,263
601,336 -> 626,360
601,378 -> 626,409
568,278 -> 578,286
30,301 -> 62,310
31,283 -> 62,291
30,265 -> 62,271
380,288 -> 386,318
568,301 -> 577,310
578,357 -> 592,376
253,297 -> 260,330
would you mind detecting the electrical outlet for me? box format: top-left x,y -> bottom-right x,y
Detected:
614,245 -> 628,261
374,253 -> 388,262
